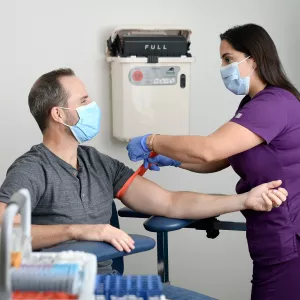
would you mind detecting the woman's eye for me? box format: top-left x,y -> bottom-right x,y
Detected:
225,57 -> 232,63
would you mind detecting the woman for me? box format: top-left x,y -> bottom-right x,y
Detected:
126,24 -> 300,299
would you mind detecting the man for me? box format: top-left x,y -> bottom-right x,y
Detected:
0,68 -> 287,274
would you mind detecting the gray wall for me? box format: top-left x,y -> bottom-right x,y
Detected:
2,1 -> 299,299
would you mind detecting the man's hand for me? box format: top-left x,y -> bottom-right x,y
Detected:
70,224 -> 135,253
244,180 -> 288,211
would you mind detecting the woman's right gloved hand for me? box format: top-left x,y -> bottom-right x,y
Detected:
144,155 -> 181,171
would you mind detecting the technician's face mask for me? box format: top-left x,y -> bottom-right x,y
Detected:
220,56 -> 254,95
60,101 -> 101,143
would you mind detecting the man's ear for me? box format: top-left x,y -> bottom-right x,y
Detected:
50,107 -> 64,124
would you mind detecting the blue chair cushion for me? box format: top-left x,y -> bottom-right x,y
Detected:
40,234 -> 155,262
118,207 -> 151,218
119,208 -> 197,232
144,216 -> 197,232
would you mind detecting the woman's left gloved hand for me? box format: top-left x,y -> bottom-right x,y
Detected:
144,155 -> 181,171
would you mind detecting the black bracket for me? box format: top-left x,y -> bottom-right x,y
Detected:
147,56 -> 158,63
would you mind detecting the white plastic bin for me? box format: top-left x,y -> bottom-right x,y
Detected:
106,27 -> 195,141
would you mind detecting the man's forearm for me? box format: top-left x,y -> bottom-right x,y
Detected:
167,192 -> 247,219
31,224 -> 73,250
121,176 -> 245,219
1,203 -> 74,250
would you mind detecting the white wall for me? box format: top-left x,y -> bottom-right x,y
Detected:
2,0 -> 299,299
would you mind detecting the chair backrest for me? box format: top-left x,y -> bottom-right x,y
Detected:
110,201 -> 124,274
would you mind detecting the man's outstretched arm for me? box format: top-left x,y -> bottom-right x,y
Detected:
120,176 -> 287,219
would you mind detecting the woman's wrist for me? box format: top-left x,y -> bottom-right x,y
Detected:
146,134 -> 159,151
146,134 -> 152,150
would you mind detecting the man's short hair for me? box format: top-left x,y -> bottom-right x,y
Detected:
28,68 -> 75,132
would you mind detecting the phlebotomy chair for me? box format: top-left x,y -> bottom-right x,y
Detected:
118,207 -> 246,283
38,195 -> 245,284
116,154 -> 247,283
41,182 -> 246,281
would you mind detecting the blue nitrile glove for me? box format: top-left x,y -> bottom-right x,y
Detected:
126,134 -> 152,162
144,155 -> 181,171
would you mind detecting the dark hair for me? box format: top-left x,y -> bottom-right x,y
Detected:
220,24 -> 300,101
28,68 -> 75,132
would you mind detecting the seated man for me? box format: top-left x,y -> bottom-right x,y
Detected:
0,68 -> 287,274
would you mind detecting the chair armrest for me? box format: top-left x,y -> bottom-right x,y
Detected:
185,218 -> 246,231
39,234 -> 155,262
118,207 -> 151,219
144,216 -> 197,232
215,220 -> 246,231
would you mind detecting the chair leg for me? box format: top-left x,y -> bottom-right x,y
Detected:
156,232 -> 170,284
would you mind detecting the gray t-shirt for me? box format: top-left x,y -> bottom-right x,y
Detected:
0,143 -> 134,273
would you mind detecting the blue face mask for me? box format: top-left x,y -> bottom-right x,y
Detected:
60,101 -> 101,143
220,56 -> 254,95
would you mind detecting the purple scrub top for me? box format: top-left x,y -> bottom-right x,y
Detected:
228,86 -> 300,265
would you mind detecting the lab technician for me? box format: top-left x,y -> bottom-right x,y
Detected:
126,24 -> 300,299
